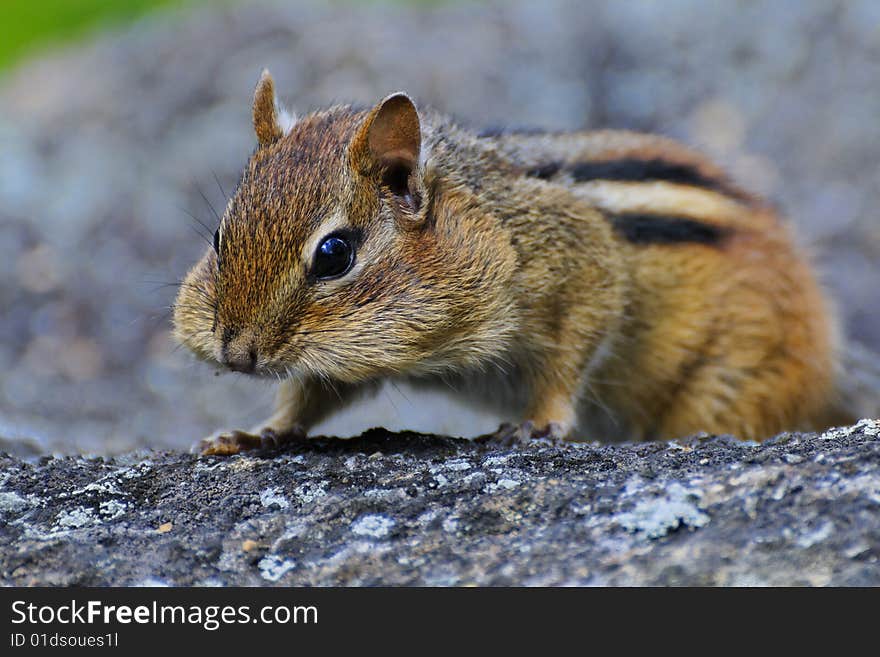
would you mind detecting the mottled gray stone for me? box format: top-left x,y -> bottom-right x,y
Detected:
1,420 -> 878,586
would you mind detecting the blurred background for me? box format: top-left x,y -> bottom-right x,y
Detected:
1,0 -> 878,456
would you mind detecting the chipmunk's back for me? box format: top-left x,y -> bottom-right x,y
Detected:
480,128 -> 842,440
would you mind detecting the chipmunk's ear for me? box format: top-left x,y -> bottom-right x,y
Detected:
252,69 -> 296,148
351,92 -> 423,213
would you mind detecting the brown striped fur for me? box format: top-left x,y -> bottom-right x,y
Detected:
174,71 -> 844,453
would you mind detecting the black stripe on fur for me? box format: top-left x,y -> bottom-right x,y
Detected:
607,212 -> 728,246
568,157 -> 727,191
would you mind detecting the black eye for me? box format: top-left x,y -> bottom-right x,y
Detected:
312,233 -> 355,280
213,226 -> 221,254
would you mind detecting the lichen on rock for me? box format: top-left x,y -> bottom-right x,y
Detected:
1,422 -> 879,586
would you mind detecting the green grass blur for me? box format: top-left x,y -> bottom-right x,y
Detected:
0,0 -> 456,72
0,0 -> 199,71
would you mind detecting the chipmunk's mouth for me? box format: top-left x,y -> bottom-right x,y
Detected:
212,329 -> 304,380
215,355 -> 298,381
216,327 -> 273,377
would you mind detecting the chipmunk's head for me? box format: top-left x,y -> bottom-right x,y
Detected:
173,70 -> 514,383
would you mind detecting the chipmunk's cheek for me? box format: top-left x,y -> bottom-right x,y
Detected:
260,340 -> 301,370
264,352 -> 295,374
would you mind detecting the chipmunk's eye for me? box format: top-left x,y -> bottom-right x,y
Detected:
312,233 -> 355,280
213,226 -> 221,255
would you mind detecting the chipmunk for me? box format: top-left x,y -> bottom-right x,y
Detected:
174,69 -> 849,455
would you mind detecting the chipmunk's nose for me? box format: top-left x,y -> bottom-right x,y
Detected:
220,328 -> 258,374
225,349 -> 257,374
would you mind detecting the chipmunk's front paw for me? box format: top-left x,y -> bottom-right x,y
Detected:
479,420 -> 569,447
196,425 -> 306,456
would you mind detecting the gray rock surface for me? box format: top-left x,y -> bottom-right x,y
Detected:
2,419 -> 879,586
0,0 -> 878,455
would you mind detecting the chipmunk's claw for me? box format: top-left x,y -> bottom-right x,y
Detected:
478,420 -> 568,447
196,426 -> 306,456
